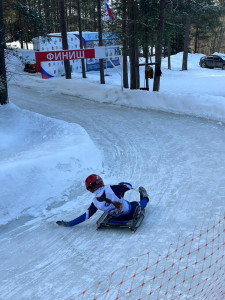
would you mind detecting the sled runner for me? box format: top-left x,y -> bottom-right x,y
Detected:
96,205 -> 145,233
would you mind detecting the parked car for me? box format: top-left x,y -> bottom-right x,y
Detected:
199,54 -> 225,70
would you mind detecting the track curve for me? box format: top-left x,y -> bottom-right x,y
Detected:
1,82 -> 224,299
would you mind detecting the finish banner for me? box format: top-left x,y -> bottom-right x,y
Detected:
35,49 -> 95,62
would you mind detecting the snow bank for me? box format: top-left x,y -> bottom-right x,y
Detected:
9,51 -> 225,124
0,103 -> 102,225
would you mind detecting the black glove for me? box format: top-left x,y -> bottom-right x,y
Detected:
56,220 -> 68,227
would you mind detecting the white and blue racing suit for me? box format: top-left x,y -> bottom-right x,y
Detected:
66,182 -> 148,227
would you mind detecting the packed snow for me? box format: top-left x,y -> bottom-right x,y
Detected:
1,49 -> 225,299
0,104 -> 101,225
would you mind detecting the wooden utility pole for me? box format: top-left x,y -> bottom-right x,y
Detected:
97,0 -> 105,84
0,0 -> 8,105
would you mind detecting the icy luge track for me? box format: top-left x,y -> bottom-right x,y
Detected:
8,84 -> 217,226
1,219 -> 88,299
8,84 -> 181,222
4,83 -> 225,299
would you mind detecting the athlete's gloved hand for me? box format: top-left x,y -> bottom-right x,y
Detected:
56,220 -> 68,227
113,201 -> 122,210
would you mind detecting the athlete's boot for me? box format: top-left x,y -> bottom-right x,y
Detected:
138,186 -> 149,202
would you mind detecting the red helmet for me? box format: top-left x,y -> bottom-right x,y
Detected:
85,174 -> 104,193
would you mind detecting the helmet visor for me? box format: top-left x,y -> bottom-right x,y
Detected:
86,178 -> 102,191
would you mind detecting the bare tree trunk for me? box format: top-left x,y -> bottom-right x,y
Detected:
122,0 -> 129,88
153,0 -> 166,92
77,0 -> 86,78
59,0 -> 71,79
97,0 -> 105,84
143,2 -> 149,89
217,23 -> 224,53
0,0 -> 8,105
167,39 -> 171,70
166,0 -> 172,70
129,0 -> 138,89
134,9 -> 139,89
133,1 -> 139,89
211,32 -> 217,54
194,27 -> 199,53
182,14 -> 191,71
144,45 -> 149,89
18,10 -> 24,49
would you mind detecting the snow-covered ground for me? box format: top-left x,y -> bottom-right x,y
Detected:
1,50 -> 225,299
0,104 -> 102,225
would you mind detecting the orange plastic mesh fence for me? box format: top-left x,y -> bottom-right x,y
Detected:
74,215 -> 225,300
